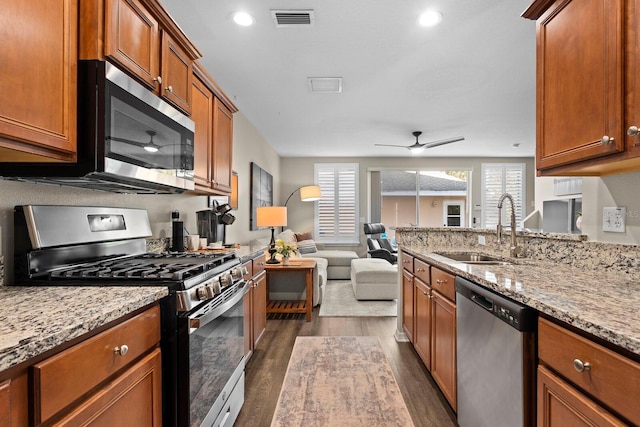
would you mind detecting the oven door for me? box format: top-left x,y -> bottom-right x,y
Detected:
177,281 -> 249,427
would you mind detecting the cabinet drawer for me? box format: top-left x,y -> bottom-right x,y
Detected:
33,306 -> 161,423
431,267 -> 455,302
252,254 -> 266,276
401,252 -> 414,273
414,259 -> 430,284
538,318 -> 640,425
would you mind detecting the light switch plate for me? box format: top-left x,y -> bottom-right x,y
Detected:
603,207 -> 626,233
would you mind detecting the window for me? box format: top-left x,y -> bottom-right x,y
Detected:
444,201 -> 465,227
481,163 -> 526,229
314,163 -> 359,244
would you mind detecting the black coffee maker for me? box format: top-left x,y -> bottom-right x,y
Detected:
196,203 -> 235,245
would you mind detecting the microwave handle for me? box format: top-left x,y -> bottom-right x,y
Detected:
188,281 -> 249,332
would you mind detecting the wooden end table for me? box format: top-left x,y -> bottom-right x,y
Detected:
264,258 -> 316,322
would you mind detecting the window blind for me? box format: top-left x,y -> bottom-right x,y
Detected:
314,163 -> 359,244
481,163 -> 526,229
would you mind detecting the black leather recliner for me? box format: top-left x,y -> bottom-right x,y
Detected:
364,223 -> 397,264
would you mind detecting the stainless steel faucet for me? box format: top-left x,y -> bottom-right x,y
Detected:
497,193 -> 523,258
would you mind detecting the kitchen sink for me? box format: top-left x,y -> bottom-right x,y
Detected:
434,252 -> 513,265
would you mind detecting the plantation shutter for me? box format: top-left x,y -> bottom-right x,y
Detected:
314,163 -> 359,244
481,163 -> 526,229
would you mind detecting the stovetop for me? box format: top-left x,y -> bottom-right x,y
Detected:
48,251 -> 238,285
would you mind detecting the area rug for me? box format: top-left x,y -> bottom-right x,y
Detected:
271,336 -> 414,427
319,280 -> 397,317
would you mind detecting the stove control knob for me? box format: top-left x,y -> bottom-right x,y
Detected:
220,272 -> 233,287
231,267 -> 245,280
196,285 -> 214,300
212,281 -> 222,294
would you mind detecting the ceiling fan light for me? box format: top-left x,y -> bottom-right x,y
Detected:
409,145 -> 425,154
144,145 -> 159,153
419,10 -> 443,27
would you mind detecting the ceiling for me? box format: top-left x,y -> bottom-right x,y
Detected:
161,0 -> 537,158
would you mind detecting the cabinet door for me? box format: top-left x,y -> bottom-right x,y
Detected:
537,365 -> 625,427
212,97 -> 234,193
105,0 -> 160,89
252,271 -> 267,349
431,292 -> 456,411
402,269 -> 414,342
536,0 -> 624,171
626,0 -> 640,159
0,0 -> 77,161
56,349 -> 163,427
191,75 -> 214,191
414,278 -> 431,369
160,31 -> 193,114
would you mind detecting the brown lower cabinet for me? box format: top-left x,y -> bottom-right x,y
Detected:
0,304 -> 161,426
401,251 -> 457,412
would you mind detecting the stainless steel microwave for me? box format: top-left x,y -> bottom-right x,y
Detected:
0,60 -> 195,194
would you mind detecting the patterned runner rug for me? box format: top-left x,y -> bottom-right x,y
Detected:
271,336 -> 414,426
319,280 -> 397,317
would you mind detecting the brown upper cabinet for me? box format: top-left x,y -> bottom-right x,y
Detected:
524,0 -> 640,176
0,0 -> 78,162
190,62 -> 238,195
81,0 -> 200,115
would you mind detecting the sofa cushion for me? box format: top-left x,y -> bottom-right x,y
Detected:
295,231 -> 313,241
306,250 -> 358,266
297,239 -> 317,254
276,229 -> 297,245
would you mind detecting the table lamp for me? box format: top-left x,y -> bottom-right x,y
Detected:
257,206 -> 288,264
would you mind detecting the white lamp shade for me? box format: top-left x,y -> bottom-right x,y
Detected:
300,185 -> 321,202
256,206 -> 287,227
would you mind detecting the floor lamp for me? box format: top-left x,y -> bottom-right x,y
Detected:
284,185 -> 322,207
256,206 -> 288,264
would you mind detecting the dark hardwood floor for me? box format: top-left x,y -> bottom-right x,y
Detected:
235,310 -> 458,426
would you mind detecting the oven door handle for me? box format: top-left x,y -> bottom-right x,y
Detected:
188,281 -> 249,332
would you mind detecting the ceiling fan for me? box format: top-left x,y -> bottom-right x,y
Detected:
108,130 -> 163,153
376,131 -> 465,154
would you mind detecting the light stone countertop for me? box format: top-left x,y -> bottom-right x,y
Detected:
0,286 -> 168,372
402,246 -> 640,357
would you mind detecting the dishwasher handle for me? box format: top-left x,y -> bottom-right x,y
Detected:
471,292 -> 493,311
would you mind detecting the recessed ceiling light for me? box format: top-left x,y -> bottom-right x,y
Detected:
512,143 -> 521,148
419,10 -> 443,27
232,11 -> 254,26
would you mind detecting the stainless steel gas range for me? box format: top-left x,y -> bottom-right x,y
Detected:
13,205 -> 248,427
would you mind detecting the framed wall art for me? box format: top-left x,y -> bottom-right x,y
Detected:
250,162 -> 273,230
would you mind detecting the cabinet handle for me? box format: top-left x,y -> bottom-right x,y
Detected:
153,76 -> 162,84
114,344 -> 129,356
573,358 -> 591,373
436,279 -> 447,284
165,85 -> 173,93
628,126 -> 639,136
600,135 -> 614,145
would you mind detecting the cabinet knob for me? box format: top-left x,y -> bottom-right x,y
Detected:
600,135 -> 614,145
153,76 -> 162,84
165,85 -> 173,93
572,358 -> 591,373
628,126 -> 639,136
114,344 -> 129,356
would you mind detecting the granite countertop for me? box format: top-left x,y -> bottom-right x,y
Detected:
402,246 -> 640,357
0,286 -> 168,372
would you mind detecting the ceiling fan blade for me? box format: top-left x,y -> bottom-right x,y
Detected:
423,136 -> 465,149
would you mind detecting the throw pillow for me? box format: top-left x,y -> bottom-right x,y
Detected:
295,231 -> 313,242
276,229 -> 297,245
296,239 -> 317,254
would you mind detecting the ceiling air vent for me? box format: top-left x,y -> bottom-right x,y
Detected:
271,9 -> 314,27
308,77 -> 343,93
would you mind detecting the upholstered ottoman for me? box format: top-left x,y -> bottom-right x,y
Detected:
350,258 -> 398,300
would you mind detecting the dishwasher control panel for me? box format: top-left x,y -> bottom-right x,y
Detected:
494,304 -> 521,328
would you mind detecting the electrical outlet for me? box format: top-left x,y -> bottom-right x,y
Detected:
478,235 -> 486,245
603,207 -> 626,233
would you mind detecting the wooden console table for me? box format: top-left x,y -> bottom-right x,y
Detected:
264,258 -> 316,322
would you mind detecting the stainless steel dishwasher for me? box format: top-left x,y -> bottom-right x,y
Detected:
456,276 -> 537,427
